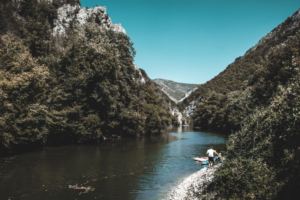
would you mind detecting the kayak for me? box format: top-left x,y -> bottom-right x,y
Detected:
193,157 -> 209,165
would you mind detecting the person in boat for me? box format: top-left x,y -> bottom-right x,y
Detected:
206,146 -> 218,167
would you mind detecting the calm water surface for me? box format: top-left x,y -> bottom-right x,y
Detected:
0,128 -> 226,200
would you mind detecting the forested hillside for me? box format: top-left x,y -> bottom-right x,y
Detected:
185,9 -> 300,133
0,0 -> 176,154
185,9 -> 300,199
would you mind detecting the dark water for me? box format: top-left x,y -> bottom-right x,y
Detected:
0,128 -> 226,200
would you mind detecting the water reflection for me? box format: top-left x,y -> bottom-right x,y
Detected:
0,130 -> 226,200
135,130 -> 226,200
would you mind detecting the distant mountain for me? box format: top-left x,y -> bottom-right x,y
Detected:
153,79 -> 198,103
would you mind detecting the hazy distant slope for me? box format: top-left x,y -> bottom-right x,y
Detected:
153,79 -> 198,103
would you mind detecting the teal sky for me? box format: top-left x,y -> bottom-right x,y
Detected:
81,0 -> 300,84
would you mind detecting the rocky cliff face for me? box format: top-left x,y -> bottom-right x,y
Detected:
53,4 -> 126,36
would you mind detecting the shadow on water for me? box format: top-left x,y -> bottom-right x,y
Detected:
0,128 -> 226,200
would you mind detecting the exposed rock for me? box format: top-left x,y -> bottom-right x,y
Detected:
134,65 -> 146,84
171,107 -> 183,126
183,100 -> 197,117
166,164 -> 221,200
52,4 -> 126,36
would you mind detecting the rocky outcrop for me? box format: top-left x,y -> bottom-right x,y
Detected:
53,4 -> 126,36
171,107 -> 184,126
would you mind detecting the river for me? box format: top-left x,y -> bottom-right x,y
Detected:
0,128 -> 226,200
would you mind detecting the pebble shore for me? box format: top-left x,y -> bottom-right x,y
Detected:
165,164 -> 221,200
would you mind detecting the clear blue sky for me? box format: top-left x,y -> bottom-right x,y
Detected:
81,0 -> 300,84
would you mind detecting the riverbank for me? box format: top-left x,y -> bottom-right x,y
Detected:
166,164 -> 221,200
0,127 -> 178,157
0,131 -> 226,200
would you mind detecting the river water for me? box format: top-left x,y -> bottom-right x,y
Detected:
0,128 -> 226,200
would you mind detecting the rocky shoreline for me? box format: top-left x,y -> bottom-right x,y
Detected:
166,164 -> 221,200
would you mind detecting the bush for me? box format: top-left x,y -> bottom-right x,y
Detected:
209,158 -> 278,200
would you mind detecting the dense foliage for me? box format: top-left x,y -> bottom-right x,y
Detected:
189,10 -> 300,134
192,90 -> 251,133
187,10 -> 300,199
0,0 -> 175,153
209,32 -> 300,199
0,34 -> 50,150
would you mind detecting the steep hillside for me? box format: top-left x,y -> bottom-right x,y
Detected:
188,9 -> 300,199
183,7 -> 300,109
153,79 -> 198,103
183,9 -> 300,133
0,0 -> 176,153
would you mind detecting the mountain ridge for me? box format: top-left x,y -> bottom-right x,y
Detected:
153,78 -> 198,103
